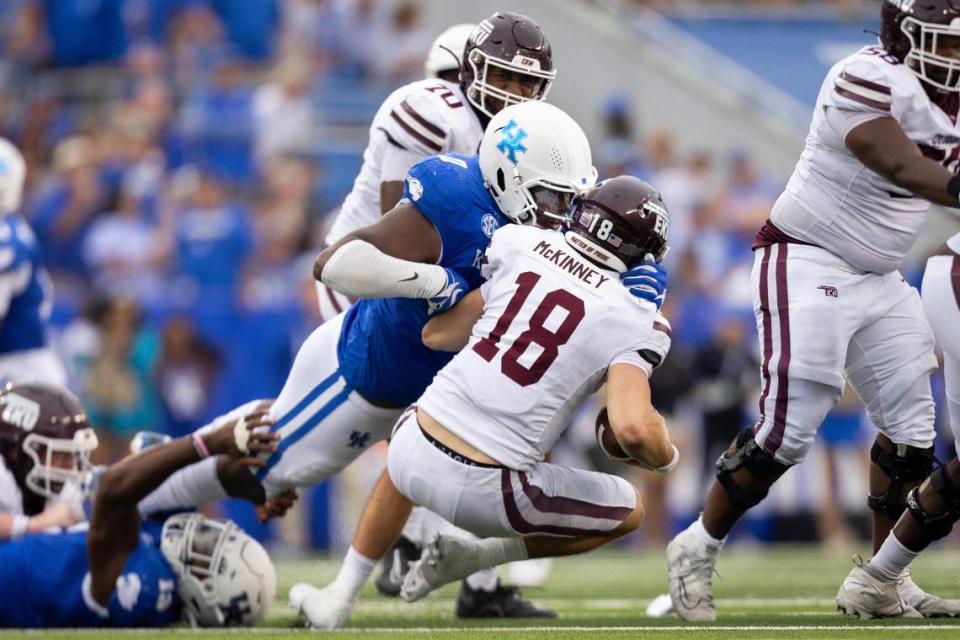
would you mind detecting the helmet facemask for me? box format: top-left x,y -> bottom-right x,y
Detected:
508,173 -> 579,230
22,426 -> 97,499
465,47 -> 555,119
902,16 -> 960,91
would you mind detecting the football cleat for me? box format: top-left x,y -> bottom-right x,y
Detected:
897,569 -> 960,618
836,561 -> 921,619
375,535 -> 422,597
288,582 -> 356,630
666,526 -> 720,621
401,535 -> 477,603
456,580 -> 556,618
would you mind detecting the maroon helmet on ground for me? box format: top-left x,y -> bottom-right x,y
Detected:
461,12 -> 555,119
881,0 -> 960,91
564,175 -> 670,273
0,382 -> 97,506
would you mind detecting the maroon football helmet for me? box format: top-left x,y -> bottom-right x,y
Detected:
881,0 -> 960,91
564,175 -> 670,273
461,12 -> 555,119
0,382 -> 97,508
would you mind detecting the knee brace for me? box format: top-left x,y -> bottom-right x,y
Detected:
715,428 -> 792,511
906,464 -> 960,542
868,439 -> 936,520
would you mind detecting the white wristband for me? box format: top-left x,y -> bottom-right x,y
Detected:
233,415 -> 250,454
322,239 -> 448,300
654,445 -> 681,474
10,514 -> 29,540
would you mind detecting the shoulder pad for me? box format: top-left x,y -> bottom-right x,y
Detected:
829,52 -> 899,115
384,89 -> 451,156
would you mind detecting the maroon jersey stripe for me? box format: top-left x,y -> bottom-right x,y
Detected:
765,244 -> 792,455
834,86 -> 891,112
517,471 -> 634,520
389,110 -> 442,152
324,285 -> 344,314
840,71 -> 891,95
401,99 -> 445,138
500,471 -> 626,536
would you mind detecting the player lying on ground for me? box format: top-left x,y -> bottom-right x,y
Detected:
138,100 -> 602,626
0,382 -> 277,627
289,176 -> 674,627
662,0 -> 960,621
834,226 -> 960,618
313,13 -> 565,608
0,382 -> 96,540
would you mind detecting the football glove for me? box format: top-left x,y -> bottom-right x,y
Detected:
427,268 -> 469,316
620,260 -> 667,309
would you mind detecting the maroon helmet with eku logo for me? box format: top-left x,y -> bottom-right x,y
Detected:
0,382 -> 97,510
461,12 -> 556,119
881,0 -> 960,91
564,175 -> 670,273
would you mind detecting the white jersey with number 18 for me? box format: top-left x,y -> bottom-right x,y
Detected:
418,225 -> 672,471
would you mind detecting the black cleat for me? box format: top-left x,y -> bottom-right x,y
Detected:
375,535 -> 421,597
455,580 -> 557,618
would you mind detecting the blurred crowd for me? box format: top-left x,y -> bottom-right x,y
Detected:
1,0 -> 937,548
624,0 -> 874,13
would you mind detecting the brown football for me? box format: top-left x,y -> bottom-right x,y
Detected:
595,407 -> 631,461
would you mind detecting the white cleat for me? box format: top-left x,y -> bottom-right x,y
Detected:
400,535 -> 477,603
836,563 -> 921,619
897,569 -> 960,618
666,527 -> 720,621
507,558 -> 553,588
288,582 -> 356,630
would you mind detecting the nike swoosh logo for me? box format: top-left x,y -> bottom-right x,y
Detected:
398,274 -> 419,282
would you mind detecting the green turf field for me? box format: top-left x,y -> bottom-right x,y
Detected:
9,545 -> 960,639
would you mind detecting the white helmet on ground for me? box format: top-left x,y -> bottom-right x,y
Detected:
0,138 -> 25,214
424,23 -> 475,79
160,513 -> 276,627
479,101 -> 597,228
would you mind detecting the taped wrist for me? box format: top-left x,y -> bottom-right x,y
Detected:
715,428 -> 791,510
321,239 -> 447,299
868,440 -> 936,519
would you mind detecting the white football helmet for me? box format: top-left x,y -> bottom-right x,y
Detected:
479,101 -> 597,228
161,513 -> 277,627
0,138 -> 25,214
424,23 -> 475,79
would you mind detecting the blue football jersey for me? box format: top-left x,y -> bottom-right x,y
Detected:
337,154 -> 507,406
0,214 -> 51,354
0,520 -> 179,628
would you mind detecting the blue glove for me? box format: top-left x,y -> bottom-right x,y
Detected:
427,268 -> 470,316
620,260 -> 667,309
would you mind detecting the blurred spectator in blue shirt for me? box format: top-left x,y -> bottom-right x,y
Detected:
252,56 -> 314,170
170,170 -> 253,308
42,0 -> 127,67
596,93 -> 649,180
155,316 -> 221,437
211,0 -> 279,61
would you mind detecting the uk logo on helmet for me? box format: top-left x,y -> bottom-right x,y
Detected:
497,119 -> 528,165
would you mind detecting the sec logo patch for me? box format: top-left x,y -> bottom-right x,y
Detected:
481,214 -> 499,238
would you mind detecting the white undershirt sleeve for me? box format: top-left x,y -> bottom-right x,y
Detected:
824,106 -> 887,143
321,239 -> 449,300
380,143 -> 426,183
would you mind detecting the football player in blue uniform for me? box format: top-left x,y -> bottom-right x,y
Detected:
0,138 -> 67,386
0,383 -> 278,628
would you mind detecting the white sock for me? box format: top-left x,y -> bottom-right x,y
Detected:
464,568 -> 499,592
138,456 -> 228,516
332,546 -> 377,598
869,534 -> 919,582
691,515 -> 725,549
472,537 -> 528,573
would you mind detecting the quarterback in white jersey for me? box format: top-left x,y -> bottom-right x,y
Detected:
317,14 -> 555,321
388,176 -> 677,602
668,0 -> 960,622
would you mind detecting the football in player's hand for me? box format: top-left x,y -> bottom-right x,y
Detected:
595,408 -> 631,462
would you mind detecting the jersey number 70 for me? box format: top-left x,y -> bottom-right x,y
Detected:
473,271 -> 585,386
